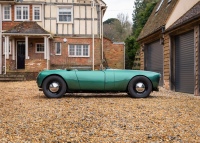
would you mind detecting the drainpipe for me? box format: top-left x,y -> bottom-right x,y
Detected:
124,43 -> 125,69
0,4 -> 2,74
101,7 -> 106,61
42,3 -> 45,28
99,5 -> 101,39
46,36 -> 51,70
92,0 -> 94,70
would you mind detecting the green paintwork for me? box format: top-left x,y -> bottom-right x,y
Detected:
36,69 -> 161,92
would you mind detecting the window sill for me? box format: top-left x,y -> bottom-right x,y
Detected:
2,20 -> 12,21
57,21 -> 73,24
68,56 -> 90,58
14,19 -> 30,21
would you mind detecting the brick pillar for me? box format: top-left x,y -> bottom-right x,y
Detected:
140,44 -> 145,70
163,34 -> 170,90
6,59 -> 9,72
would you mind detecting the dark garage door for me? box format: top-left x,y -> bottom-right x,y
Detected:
145,40 -> 163,86
175,30 -> 194,94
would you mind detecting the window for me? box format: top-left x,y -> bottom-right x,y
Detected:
68,44 -> 89,57
15,5 -> 29,21
36,43 -> 44,53
3,41 -> 11,55
3,5 -> 11,21
33,5 -> 41,21
155,0 -> 164,13
83,45 -> 89,56
55,43 -> 61,55
57,6 -> 73,23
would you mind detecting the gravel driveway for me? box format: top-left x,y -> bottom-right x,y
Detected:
0,81 -> 200,142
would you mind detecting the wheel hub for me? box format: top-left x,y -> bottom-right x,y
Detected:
49,82 -> 60,93
135,82 -> 145,93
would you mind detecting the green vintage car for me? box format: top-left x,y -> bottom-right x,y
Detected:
36,69 -> 161,98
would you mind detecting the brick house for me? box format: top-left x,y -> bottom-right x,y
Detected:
138,0 -> 200,95
0,0 -> 125,76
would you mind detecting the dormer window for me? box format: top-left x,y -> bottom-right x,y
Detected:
156,0 -> 164,13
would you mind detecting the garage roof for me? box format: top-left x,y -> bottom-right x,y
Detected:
166,1 -> 200,32
137,0 -> 177,41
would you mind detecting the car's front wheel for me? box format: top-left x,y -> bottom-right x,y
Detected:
42,75 -> 66,98
128,76 -> 152,98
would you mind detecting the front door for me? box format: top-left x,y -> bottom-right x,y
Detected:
17,41 -> 25,69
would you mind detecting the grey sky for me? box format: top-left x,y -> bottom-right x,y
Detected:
103,0 -> 135,22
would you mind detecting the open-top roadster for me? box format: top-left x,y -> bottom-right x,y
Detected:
36,69 -> 160,98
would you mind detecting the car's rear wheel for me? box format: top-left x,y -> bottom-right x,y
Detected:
42,75 -> 66,98
128,76 -> 152,98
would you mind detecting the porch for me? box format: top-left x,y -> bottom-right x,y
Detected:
0,22 -> 52,74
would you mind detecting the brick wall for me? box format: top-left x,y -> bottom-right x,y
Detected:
25,59 -> 46,72
103,38 -> 125,69
49,37 -> 125,70
5,59 -> 15,71
50,37 -> 102,69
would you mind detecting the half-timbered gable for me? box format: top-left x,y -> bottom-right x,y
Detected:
0,0 -> 125,77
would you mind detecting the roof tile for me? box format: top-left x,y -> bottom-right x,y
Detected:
3,21 -> 50,35
138,0 -> 177,41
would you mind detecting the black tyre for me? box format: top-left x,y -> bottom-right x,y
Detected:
42,75 -> 67,98
128,76 -> 152,98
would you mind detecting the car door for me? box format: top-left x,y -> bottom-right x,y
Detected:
75,71 -> 105,91
104,69 -> 115,91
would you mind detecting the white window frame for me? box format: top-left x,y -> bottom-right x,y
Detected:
168,0 -> 172,3
35,43 -> 44,53
55,42 -> 62,55
15,5 -> 30,21
3,5 -> 11,21
68,44 -> 90,57
3,41 -> 12,55
57,6 -> 73,23
155,0 -> 164,13
33,5 -> 41,21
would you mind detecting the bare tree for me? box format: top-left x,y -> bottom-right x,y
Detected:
103,13 -> 132,42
